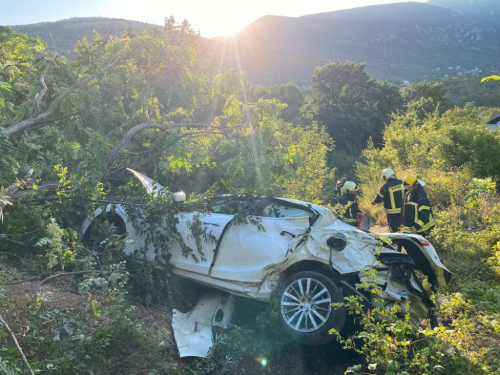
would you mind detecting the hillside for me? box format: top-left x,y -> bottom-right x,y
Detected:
8,3 -> 500,86
428,0 -> 500,28
211,2 -> 500,85
428,0 -> 500,17
12,17 -> 161,54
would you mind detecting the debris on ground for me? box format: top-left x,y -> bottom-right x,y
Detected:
172,292 -> 235,357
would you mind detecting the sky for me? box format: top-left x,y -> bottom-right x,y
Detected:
1,0 -> 426,38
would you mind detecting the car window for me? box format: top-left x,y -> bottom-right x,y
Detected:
257,203 -> 316,219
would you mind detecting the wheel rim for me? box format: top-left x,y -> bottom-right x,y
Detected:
281,278 -> 332,333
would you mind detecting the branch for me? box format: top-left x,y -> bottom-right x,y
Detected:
102,122 -> 220,173
41,270 -> 102,285
30,58 -> 53,118
3,58 -> 122,136
108,130 -> 227,176
0,169 -> 33,222
0,316 -> 35,375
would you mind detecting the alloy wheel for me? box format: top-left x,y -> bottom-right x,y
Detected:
281,278 -> 332,332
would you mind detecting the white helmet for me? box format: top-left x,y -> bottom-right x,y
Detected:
343,181 -> 357,194
381,168 -> 395,181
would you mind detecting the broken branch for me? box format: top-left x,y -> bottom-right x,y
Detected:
3,58 -> 122,136
40,270 -> 102,285
102,122 -> 220,173
0,315 -> 35,375
30,58 -> 53,118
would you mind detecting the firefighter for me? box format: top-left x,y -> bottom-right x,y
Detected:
401,174 -> 435,236
371,168 -> 404,233
339,181 -> 360,226
335,177 -> 347,198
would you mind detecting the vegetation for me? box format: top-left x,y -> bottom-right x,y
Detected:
442,78 -> 500,108
2,12 -> 500,374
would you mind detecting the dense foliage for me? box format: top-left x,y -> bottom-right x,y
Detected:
301,60 -> 403,150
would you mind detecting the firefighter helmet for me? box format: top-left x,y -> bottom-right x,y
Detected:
343,181 -> 358,194
381,168 -> 395,181
402,174 -> 419,186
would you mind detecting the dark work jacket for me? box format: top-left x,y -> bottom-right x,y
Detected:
402,185 -> 435,233
372,177 -> 404,215
339,193 -> 359,225
335,181 -> 345,197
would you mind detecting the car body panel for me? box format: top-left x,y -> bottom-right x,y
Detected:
211,216 -> 310,282
169,212 -> 233,275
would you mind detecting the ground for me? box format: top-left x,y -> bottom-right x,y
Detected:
0,260 -> 360,374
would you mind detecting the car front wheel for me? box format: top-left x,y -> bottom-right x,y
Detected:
278,271 -> 346,346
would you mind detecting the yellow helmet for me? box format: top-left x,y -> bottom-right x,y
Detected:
402,174 -> 419,186
381,168 -> 395,181
343,181 -> 358,194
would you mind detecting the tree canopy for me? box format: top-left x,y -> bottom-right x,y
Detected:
301,60 -> 403,150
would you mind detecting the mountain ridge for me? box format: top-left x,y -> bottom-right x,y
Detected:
8,2 -> 500,85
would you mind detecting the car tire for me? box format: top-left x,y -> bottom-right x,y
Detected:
278,271 -> 346,346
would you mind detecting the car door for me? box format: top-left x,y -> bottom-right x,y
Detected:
210,200 -> 314,282
169,211 -> 234,275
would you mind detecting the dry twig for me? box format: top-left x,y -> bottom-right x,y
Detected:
0,315 -> 35,375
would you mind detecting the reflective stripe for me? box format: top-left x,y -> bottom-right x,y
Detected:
406,202 -> 418,206
402,226 -> 413,233
388,184 -> 404,211
418,215 -> 435,232
385,208 -> 401,214
344,218 -> 357,223
418,205 -> 431,212
378,192 -> 384,198
416,219 -> 425,227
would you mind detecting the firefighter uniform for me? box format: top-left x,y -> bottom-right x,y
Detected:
372,178 -> 404,233
335,178 -> 346,198
339,192 -> 359,226
402,184 -> 435,235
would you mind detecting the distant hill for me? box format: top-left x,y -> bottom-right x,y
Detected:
12,17 -> 161,54
8,3 -> 500,87
427,0 -> 500,17
210,2 -> 500,85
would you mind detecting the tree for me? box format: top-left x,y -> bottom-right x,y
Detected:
301,60 -> 403,150
253,82 -> 304,124
0,21 -> 334,251
402,80 -> 453,116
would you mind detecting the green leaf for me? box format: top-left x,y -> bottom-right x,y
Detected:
480,75 -> 500,82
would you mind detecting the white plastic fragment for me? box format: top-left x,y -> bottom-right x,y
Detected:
172,293 -> 234,358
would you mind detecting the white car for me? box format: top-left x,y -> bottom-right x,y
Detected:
80,169 -> 451,346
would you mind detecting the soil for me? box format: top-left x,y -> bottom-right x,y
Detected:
0,263 -> 358,374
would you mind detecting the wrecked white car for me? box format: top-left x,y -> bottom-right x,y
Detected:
80,169 -> 451,346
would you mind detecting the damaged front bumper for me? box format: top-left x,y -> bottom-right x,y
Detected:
340,249 -> 438,330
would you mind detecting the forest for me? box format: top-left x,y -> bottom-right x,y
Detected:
1,18 -> 500,374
